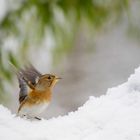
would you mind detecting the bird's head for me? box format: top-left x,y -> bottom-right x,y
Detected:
35,74 -> 61,91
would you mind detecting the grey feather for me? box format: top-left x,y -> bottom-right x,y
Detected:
17,72 -> 28,103
20,65 -> 42,86
12,64 -> 42,103
9,63 -> 42,103
9,62 -> 28,103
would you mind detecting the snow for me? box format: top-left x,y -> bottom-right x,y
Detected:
1,67 -> 140,140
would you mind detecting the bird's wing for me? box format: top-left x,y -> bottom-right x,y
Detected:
17,72 -> 28,103
11,64 -> 42,103
9,62 -> 28,103
20,65 -> 42,86
17,65 -> 42,103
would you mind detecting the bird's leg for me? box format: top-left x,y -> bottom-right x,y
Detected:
34,117 -> 42,120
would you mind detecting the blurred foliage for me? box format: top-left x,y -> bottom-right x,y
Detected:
127,1 -> 140,42
0,0 -> 129,101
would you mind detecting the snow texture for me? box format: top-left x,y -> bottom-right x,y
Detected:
1,67 -> 140,140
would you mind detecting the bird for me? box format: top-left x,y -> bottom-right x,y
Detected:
15,65 -> 61,120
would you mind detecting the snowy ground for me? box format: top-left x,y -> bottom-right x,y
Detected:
1,67 -> 140,140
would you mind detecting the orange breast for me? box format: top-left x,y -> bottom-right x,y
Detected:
28,89 -> 52,104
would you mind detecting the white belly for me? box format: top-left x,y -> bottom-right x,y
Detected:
19,102 -> 49,117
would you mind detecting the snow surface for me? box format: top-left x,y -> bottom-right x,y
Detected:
1,67 -> 140,140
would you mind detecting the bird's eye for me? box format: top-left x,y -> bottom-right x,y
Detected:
48,76 -> 51,79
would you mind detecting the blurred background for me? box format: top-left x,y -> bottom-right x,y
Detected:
0,0 -> 140,118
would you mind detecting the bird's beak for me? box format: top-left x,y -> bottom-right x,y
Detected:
56,77 -> 62,80
55,76 -> 62,82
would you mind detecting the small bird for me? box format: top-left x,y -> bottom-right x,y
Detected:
15,65 -> 61,120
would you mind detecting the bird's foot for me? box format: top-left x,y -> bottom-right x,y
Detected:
34,117 -> 42,120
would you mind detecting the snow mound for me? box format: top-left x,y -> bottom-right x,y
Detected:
1,67 -> 140,140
